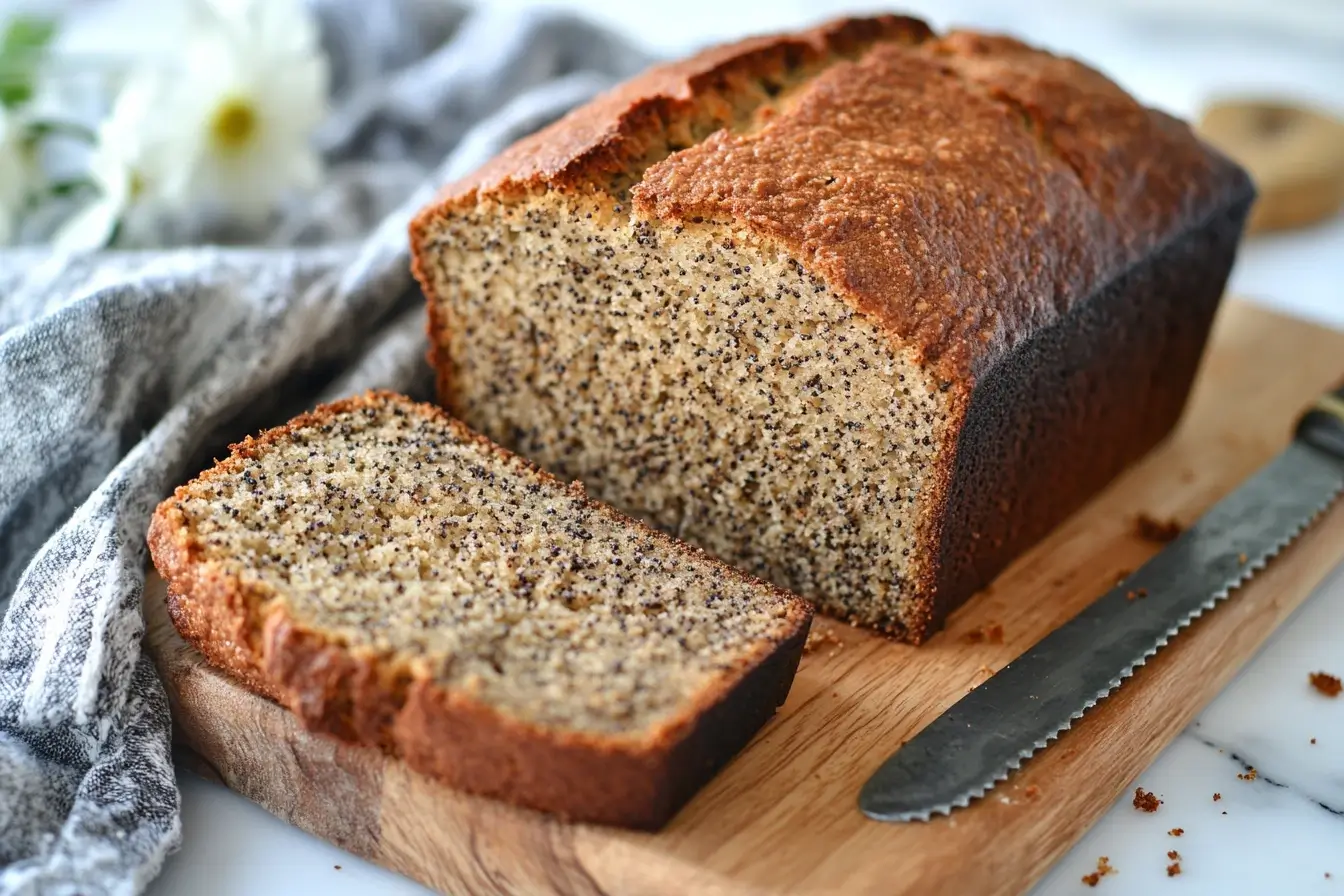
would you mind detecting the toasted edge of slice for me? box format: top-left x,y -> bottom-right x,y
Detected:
147,390 -> 813,828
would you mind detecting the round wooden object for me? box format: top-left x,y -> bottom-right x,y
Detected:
1198,99 -> 1344,233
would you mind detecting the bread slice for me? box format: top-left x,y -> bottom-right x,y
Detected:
410,15 -> 1253,642
148,391 -> 811,829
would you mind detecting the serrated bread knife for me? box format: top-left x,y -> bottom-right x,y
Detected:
860,382 -> 1344,822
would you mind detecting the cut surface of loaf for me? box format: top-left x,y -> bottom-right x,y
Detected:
411,15 -> 1254,642
148,391 -> 811,828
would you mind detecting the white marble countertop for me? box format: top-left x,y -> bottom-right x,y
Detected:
147,2 -> 1344,894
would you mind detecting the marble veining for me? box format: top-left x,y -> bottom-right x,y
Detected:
1032,564 -> 1344,895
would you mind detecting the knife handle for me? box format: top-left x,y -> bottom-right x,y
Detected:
1296,382 -> 1344,460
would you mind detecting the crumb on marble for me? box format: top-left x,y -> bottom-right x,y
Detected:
1082,856 -> 1115,887
1135,514 -> 1183,543
1169,828 -> 1184,837
1168,850 -> 1181,860
1310,672 -> 1342,698
1238,767 -> 1258,782
1213,793 -> 1222,801
1311,738 -> 1318,745
1167,862 -> 1182,877
1126,588 -> 1148,600
1133,787 -> 1161,812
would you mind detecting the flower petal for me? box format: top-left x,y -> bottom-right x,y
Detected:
54,198 -> 122,253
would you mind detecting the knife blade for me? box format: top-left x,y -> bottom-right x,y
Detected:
860,382 -> 1344,822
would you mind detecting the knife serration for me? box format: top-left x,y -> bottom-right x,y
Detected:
860,441 -> 1344,822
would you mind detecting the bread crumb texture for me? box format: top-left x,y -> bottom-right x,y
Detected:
166,394 -> 804,736
426,196 -> 944,637
1132,787 -> 1161,812
1134,513 -> 1183,544
1310,671 -> 1341,697
1081,856 -> 1115,887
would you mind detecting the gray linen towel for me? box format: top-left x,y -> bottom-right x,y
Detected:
0,2 -> 651,892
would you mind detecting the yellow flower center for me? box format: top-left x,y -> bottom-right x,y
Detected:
209,97 -> 258,153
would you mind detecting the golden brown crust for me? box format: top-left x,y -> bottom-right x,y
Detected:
148,507 -> 283,702
410,15 -> 1251,382
422,15 -> 931,206
631,29 -> 1249,379
408,15 -> 933,401
147,391 -> 812,828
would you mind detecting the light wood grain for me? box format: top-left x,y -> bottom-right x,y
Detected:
145,299 -> 1344,896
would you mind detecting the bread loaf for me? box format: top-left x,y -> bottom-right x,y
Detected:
410,15 -> 1254,642
148,392 -> 811,828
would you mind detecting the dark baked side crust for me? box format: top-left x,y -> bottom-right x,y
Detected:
923,200 -> 1253,639
148,391 -> 812,829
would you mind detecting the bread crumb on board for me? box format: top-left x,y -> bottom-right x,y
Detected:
1133,787 -> 1162,812
1082,856 -> 1116,887
1135,514 -> 1183,543
963,622 -> 1004,645
803,629 -> 844,656
1310,672 -> 1342,697
1169,828 -> 1184,836
1024,785 -> 1042,802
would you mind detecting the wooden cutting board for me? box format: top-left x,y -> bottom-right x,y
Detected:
143,299 -> 1344,896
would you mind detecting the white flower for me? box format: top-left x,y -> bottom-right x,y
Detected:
0,106 -> 28,245
54,75 -> 162,252
154,0 -> 329,222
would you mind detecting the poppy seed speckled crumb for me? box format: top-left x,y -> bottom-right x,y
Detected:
148,391 -> 811,828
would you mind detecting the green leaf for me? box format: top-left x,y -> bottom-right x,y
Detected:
46,177 -> 97,198
0,15 -> 58,109
26,118 -> 97,144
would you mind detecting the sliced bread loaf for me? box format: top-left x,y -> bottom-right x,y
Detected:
410,15 -> 1253,642
148,391 -> 811,828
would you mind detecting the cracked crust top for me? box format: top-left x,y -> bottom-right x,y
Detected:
414,15 -> 1252,381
